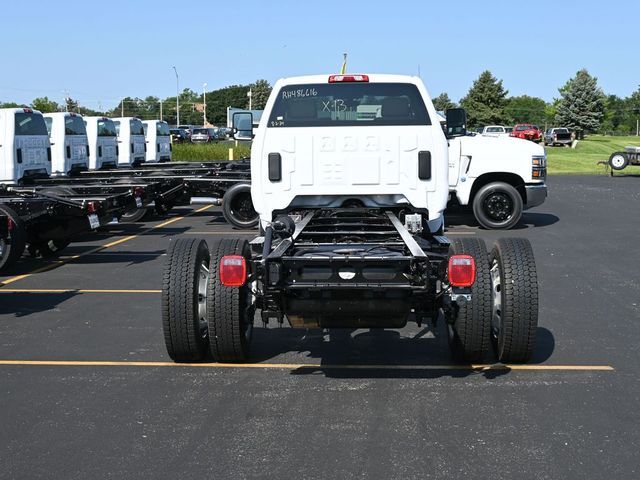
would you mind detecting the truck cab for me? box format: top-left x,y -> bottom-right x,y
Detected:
84,116 -> 119,170
142,120 -> 172,162
0,108 -> 51,184
250,73 -> 449,233
43,112 -> 89,176
112,117 -> 146,167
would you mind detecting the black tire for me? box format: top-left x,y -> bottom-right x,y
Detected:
489,238 -> 539,363
472,181 -> 523,230
32,239 -> 71,258
608,152 -> 628,171
0,204 -> 26,271
121,207 -> 150,223
222,183 -> 259,229
207,238 -> 254,362
161,237 -> 211,362
447,238 -> 492,363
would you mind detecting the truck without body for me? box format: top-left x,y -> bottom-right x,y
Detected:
84,116 -> 119,170
112,117 -> 146,167
43,112 -> 89,175
161,73 -> 540,365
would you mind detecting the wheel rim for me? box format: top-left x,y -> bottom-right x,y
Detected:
197,261 -> 209,339
611,155 -> 625,168
0,239 -> 6,259
229,192 -> 257,223
483,192 -> 514,222
490,259 -> 502,340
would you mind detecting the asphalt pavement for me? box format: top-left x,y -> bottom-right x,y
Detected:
0,175 -> 638,479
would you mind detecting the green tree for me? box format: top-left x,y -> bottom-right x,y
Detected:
432,92 -> 456,112
505,95 -> 547,126
31,96 -> 60,113
0,101 -> 24,108
247,79 -> 271,110
601,95 -> 627,134
555,69 -> 605,139
204,84 -> 251,125
460,71 -> 509,127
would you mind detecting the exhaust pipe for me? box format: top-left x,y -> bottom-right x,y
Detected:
190,197 -> 223,206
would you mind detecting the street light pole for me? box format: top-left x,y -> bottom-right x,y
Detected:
203,82 -> 207,126
247,88 -> 252,111
172,66 -> 180,127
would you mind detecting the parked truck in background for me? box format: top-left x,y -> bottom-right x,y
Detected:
543,127 -> 573,147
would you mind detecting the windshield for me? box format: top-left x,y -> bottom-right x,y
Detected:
14,112 -> 49,136
65,115 -> 86,135
555,128 -> 568,134
485,127 -> 503,132
516,125 -> 532,131
98,119 -> 117,137
268,82 -> 431,128
130,119 -> 145,136
192,128 -> 208,135
157,122 -> 170,136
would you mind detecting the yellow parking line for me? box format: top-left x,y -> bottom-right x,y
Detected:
0,289 -> 161,294
0,360 -> 615,372
0,205 -> 212,288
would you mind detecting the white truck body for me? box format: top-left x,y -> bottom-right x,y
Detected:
0,108 -> 51,184
84,116 -> 119,170
43,112 -> 89,175
250,74 -> 449,233
142,120 -> 172,162
112,117 -> 146,167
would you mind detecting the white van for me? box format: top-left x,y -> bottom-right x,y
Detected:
43,112 -> 89,175
112,117 -> 146,167
84,117 -> 119,170
142,120 -> 172,162
0,107 -> 51,184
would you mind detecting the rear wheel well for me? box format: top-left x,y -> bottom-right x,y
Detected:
469,173 -> 526,204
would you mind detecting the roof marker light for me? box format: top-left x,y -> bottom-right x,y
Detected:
328,74 -> 369,83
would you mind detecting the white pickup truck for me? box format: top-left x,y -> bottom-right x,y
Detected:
448,134 -> 547,229
162,73 -> 540,365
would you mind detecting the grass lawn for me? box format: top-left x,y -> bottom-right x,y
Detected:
172,135 -> 640,175
546,135 -> 640,174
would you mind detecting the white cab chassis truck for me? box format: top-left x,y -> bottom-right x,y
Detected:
448,134 -> 547,229
84,116 -> 119,170
43,112 -> 89,176
112,117 -> 146,167
0,107 -> 51,184
162,74 -> 540,364
142,120 -> 172,163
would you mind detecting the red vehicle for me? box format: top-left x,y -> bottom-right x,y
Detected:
510,124 -> 542,142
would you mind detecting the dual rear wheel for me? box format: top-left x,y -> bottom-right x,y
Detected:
161,237 -> 254,363
448,237 -> 539,363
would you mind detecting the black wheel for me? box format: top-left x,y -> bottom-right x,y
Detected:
0,204 -> 26,271
608,152 -> 628,171
472,181 -> 523,230
31,239 -> 71,258
446,238 -> 492,363
489,238 -> 539,363
222,183 -> 259,229
207,238 -> 254,362
161,237 -> 211,362
121,207 -> 150,223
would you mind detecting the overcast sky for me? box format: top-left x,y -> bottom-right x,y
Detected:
1,0 -> 637,109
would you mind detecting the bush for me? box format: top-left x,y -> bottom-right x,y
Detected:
172,142 -> 251,161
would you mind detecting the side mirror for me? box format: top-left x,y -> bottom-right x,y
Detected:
232,112 -> 254,141
445,108 -> 467,138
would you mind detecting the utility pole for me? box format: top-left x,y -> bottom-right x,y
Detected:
173,66 -> 180,127
247,88 -> 252,111
62,90 -> 69,112
160,100 -> 163,121
203,82 -> 207,126
121,98 -> 124,117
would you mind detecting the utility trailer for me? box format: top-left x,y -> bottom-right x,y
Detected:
608,146 -> 640,174
0,185 -> 140,268
161,73 -> 540,365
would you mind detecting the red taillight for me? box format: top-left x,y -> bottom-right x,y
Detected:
23,108 -> 33,113
133,186 -> 145,198
328,74 -> 369,83
7,218 -> 15,231
86,201 -> 100,214
448,255 -> 476,287
219,255 -> 247,287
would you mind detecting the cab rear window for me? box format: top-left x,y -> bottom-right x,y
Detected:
65,115 -> 87,135
268,83 -> 431,128
14,113 -> 48,136
130,119 -> 145,136
98,119 -> 117,137
157,122 -> 170,136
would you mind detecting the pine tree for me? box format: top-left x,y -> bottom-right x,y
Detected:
460,71 -> 509,127
432,92 -> 456,112
555,69 -> 604,139
247,79 -> 271,110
